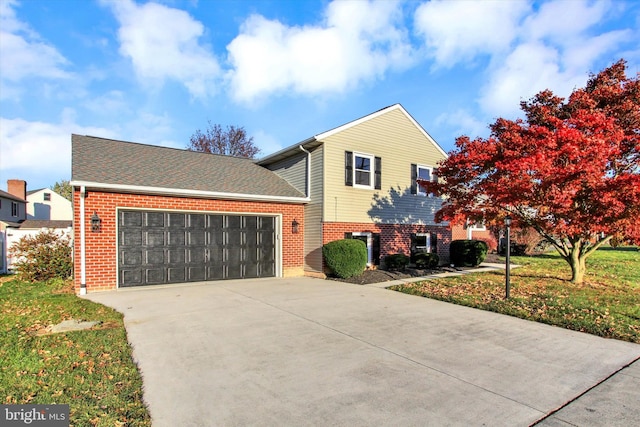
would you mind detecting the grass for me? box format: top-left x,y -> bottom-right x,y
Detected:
391,247 -> 640,343
0,276 -> 151,426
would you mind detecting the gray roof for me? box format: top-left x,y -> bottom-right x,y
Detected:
0,189 -> 26,202
71,135 -> 305,199
27,188 -> 46,195
16,220 -> 72,229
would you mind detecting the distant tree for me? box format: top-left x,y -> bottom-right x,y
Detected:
187,122 -> 260,158
420,59 -> 640,284
51,179 -> 72,201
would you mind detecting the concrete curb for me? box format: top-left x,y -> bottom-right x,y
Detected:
365,262 -> 518,289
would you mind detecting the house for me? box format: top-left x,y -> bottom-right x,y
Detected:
0,180 -> 28,273
1,180 -> 74,273
258,104 -> 450,275
70,104 -> 455,293
27,188 -> 73,220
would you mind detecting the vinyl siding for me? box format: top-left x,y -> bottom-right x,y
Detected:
322,108 -> 447,224
304,146 -> 324,273
264,151 -> 308,195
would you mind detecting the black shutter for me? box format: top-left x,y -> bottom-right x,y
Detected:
374,157 -> 382,190
430,232 -> 438,254
411,164 -> 417,194
344,232 -> 352,239
372,233 -> 380,265
345,151 -> 353,186
410,233 -> 416,262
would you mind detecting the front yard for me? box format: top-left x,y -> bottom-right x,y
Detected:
0,277 -> 150,426
392,247 -> 640,343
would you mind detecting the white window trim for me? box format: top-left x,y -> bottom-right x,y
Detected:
414,232 -> 431,253
353,152 -> 374,189
416,164 -> 433,196
11,201 -> 18,217
352,232 -> 373,265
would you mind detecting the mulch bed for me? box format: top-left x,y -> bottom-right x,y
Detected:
327,253 -> 502,285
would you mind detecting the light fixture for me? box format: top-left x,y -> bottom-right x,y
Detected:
292,219 -> 300,234
505,215 -> 512,227
91,211 -> 102,232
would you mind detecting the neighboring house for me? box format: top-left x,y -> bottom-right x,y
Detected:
70,104 -> 464,293
27,188 -> 73,220
0,180 -> 28,273
259,104 -> 450,275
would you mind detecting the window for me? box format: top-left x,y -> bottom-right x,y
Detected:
354,154 -> 372,187
411,164 -> 434,196
11,201 -> 18,217
44,192 -> 51,201
410,232 -> 438,262
345,232 -> 380,265
345,151 -> 381,189
414,233 -> 431,253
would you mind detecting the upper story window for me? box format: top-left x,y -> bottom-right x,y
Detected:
411,163 -> 435,196
345,151 -> 381,190
11,201 -> 18,217
44,192 -> 51,201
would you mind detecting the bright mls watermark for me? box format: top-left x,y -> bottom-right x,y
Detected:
2,405 -> 69,426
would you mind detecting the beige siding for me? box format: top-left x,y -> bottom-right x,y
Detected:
304,146 -> 324,273
265,151 -> 308,195
322,108 -> 446,224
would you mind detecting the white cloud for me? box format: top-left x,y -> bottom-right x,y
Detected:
0,0 -> 71,86
435,109 -> 489,140
101,0 -> 221,98
475,0 -> 634,117
226,0 -> 413,103
413,0 -> 531,68
0,113 -> 115,180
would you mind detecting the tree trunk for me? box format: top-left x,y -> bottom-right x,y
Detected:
569,255 -> 586,284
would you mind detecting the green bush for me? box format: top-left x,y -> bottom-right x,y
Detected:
415,252 -> 439,269
322,239 -> 367,279
8,229 -> 73,282
385,253 -> 409,270
450,240 -> 488,267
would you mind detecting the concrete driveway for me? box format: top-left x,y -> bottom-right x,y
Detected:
86,277 -> 640,426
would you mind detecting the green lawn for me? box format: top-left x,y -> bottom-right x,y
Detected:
391,247 -> 640,343
0,277 -> 150,426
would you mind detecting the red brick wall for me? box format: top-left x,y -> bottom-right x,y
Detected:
451,224 -> 498,251
322,222 -> 452,265
73,189 -> 304,293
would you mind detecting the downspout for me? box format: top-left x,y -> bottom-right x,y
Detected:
79,186 -> 87,295
299,145 -> 311,198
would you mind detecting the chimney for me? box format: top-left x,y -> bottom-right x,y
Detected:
7,179 -> 27,200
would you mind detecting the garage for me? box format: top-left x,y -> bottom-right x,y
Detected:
118,210 -> 277,287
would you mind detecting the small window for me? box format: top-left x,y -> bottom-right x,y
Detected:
354,154 -> 373,188
416,166 -> 432,195
11,201 -> 18,217
345,151 -> 381,189
351,232 -> 373,265
44,192 -> 51,201
414,233 -> 431,253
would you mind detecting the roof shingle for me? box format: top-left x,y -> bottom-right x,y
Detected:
71,135 -> 305,199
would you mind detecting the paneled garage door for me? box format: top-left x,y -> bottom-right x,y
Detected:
118,210 -> 276,287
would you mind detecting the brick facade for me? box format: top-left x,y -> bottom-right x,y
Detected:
451,224 -> 498,252
322,221 -> 453,266
73,189 -> 305,293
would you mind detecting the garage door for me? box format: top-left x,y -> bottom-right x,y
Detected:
118,210 -> 276,287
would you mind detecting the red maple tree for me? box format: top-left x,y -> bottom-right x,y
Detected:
421,60 -> 640,283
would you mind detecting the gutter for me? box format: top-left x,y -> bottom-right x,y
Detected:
299,145 -> 311,198
70,181 -> 309,204
79,185 -> 87,295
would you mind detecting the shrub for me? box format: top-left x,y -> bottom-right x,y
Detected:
322,239 -> 367,279
450,240 -> 488,267
385,253 -> 410,270
415,252 -> 439,269
8,229 -> 73,282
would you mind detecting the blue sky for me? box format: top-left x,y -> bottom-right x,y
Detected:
1,0 -> 638,192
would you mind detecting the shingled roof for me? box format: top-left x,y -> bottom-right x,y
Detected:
71,135 -> 306,200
